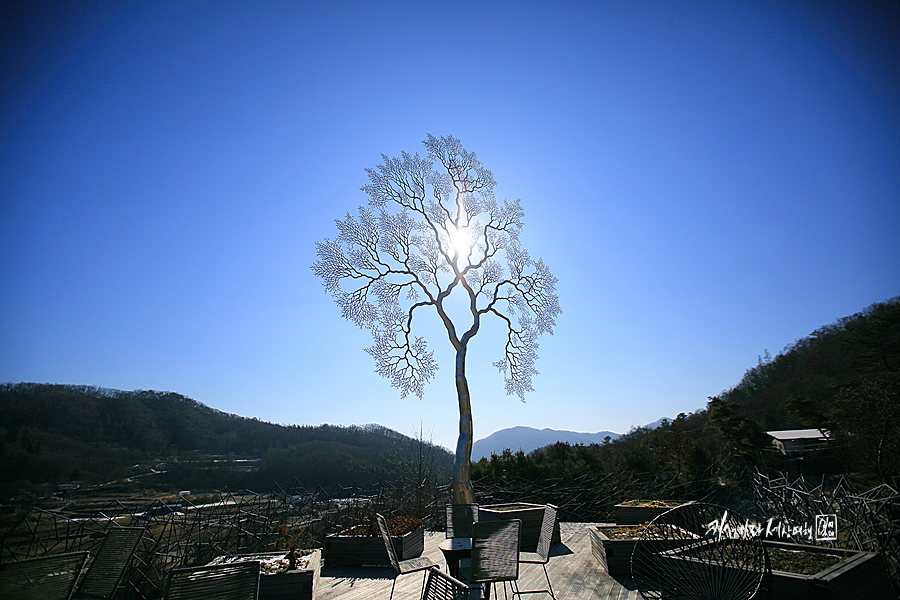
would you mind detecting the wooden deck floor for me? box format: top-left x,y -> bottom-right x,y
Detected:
316,523 -> 641,600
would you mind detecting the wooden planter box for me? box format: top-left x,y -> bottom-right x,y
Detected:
589,525 -> 638,576
323,526 -> 424,567
649,542 -> 769,598
208,551 -> 321,600
646,540 -> 891,600
612,500 -> 681,525
764,541 -> 892,600
588,525 -> 697,577
478,503 -> 560,552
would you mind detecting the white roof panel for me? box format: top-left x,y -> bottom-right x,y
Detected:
766,429 -> 829,440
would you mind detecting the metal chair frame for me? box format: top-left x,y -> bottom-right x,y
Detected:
514,504 -> 558,599
630,501 -> 768,600
376,513 -> 438,600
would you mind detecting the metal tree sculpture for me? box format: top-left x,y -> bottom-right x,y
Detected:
312,135 -> 561,503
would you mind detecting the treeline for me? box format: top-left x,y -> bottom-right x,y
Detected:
0,384 -> 453,497
473,297 -> 900,495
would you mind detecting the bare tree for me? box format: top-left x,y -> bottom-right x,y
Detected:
312,135 -> 561,503
393,420 -> 448,519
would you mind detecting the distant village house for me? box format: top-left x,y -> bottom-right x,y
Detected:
766,428 -> 830,455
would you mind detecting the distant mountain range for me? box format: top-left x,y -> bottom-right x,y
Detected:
472,418 -> 670,460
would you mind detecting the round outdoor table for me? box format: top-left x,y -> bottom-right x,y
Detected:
438,537 -> 471,579
438,538 -> 491,599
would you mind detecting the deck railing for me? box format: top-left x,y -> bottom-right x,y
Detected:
1,471 -> 896,598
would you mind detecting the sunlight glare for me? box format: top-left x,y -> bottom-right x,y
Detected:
448,224 -> 471,265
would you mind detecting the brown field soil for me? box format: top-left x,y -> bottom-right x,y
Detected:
341,516 -> 422,536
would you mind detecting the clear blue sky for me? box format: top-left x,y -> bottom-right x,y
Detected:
2,1 -> 898,452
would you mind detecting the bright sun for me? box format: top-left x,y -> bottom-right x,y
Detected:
448,225 -> 470,263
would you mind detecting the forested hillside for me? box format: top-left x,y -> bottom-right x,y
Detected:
473,297 -> 900,492
709,296 -> 899,482
4,297 -> 896,501
0,384 -> 453,498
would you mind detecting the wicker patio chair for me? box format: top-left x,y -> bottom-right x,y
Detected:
376,513 -> 438,600
73,526 -> 145,600
631,501 -> 768,600
446,504 -> 479,539
460,518 -> 521,599
162,561 -> 260,600
0,551 -> 89,600
421,566 -> 473,600
514,504 -> 558,599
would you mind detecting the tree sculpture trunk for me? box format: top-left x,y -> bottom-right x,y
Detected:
452,345 -> 476,504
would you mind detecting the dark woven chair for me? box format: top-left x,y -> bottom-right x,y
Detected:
631,501 -> 768,600
460,518 -> 521,599
73,526 -> 145,600
376,513 -> 438,600
0,551 -> 89,600
163,561 -> 260,600
446,504 -> 479,539
514,504 -> 558,599
421,566 -> 473,600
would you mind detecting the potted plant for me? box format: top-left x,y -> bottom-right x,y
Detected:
612,500 -> 682,525
208,550 -> 321,600
478,503 -> 560,551
323,516 -> 424,567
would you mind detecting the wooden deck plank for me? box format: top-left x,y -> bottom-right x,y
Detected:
316,523 -> 640,600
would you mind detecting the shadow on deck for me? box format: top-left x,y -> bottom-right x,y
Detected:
316,523 -> 640,600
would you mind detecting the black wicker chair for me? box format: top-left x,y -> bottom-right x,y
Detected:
73,526 -> 145,600
421,566 -> 473,600
460,518 -> 522,599
0,551 -> 89,600
514,504 -> 558,599
163,561 -> 260,600
376,513 -> 438,600
446,504 -> 479,539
